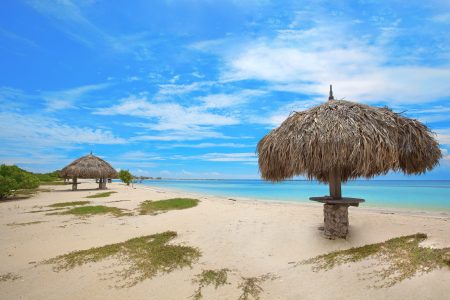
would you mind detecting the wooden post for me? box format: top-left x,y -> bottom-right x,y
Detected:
72,177 -> 77,191
329,168 -> 341,199
98,178 -> 103,189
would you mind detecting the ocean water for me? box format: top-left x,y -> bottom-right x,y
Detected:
140,180 -> 450,211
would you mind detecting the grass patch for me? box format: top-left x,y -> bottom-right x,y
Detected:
0,272 -> 21,282
28,207 -> 66,213
139,198 -> 199,215
238,274 -> 276,300
192,268 -> 230,300
86,191 -> 117,198
48,201 -> 90,208
43,231 -> 201,287
301,233 -> 450,288
6,221 -> 46,226
54,205 -> 129,217
107,200 -> 131,203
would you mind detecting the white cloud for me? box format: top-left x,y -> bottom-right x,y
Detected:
0,151 -> 68,166
156,81 -> 214,97
435,129 -> 450,146
199,24 -> 450,104
0,28 -> 40,49
126,76 -> 141,82
98,96 -> 237,127
156,142 -> 252,149
406,106 -> 450,124
181,169 -> 193,175
25,0 -> 153,60
130,129 -> 230,142
249,98 -> 323,127
174,152 -> 257,162
0,87 -> 32,110
440,148 -> 450,166
110,161 -> 156,168
199,90 -> 265,109
432,12 -> 450,23
43,83 -> 109,111
201,152 -> 257,162
0,112 -> 126,149
96,95 -> 240,141
117,151 -> 164,161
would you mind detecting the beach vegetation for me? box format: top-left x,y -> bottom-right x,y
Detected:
0,272 -> 21,282
34,170 -> 64,185
0,164 -> 40,199
28,207 -> 66,213
48,201 -> 90,207
301,233 -> 450,287
107,199 -> 131,203
192,268 -> 230,300
86,191 -> 116,198
43,231 -> 201,287
139,198 -> 199,215
118,169 -> 133,186
238,274 -> 276,300
6,221 -> 46,226
54,205 -> 129,217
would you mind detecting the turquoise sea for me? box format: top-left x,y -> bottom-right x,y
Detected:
141,180 -> 450,212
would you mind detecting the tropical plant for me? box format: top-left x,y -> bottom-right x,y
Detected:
0,165 -> 40,199
118,169 -> 133,186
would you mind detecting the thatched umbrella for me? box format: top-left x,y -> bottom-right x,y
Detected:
257,86 -> 441,238
60,153 -> 118,191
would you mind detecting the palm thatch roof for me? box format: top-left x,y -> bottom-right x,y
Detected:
257,96 -> 442,183
60,154 -> 118,179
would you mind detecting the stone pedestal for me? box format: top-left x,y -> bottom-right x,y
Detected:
323,204 -> 349,239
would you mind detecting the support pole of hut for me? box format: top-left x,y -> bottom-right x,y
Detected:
329,168 -> 341,199
99,178 -> 107,189
324,169 -> 349,239
72,177 -> 77,191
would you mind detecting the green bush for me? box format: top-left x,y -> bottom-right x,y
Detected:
34,171 -> 60,182
0,165 -> 40,199
118,169 -> 133,186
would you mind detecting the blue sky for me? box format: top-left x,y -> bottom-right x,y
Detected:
1,0 -> 450,179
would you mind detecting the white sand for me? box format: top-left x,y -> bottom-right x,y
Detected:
0,181 -> 449,300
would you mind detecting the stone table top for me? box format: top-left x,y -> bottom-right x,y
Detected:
309,196 -> 365,207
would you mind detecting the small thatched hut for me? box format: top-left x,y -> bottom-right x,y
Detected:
257,86 -> 441,238
60,153 -> 118,191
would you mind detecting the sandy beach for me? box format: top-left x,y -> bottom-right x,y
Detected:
1,181 -> 449,300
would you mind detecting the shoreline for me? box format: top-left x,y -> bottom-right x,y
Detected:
135,182 -> 450,219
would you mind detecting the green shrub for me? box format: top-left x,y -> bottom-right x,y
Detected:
118,169 -> 133,186
0,165 -> 40,199
139,198 -> 199,215
34,171 -> 60,182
